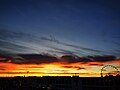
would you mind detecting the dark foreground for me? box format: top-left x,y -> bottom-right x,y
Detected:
0,75 -> 120,90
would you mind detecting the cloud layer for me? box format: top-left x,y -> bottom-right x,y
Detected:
0,53 -> 118,64
1,29 -> 118,57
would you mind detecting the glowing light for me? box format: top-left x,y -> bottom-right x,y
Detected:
0,59 -> 120,77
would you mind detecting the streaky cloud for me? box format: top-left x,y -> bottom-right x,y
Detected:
41,36 -> 109,55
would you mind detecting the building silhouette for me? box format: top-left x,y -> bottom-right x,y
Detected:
0,75 -> 120,90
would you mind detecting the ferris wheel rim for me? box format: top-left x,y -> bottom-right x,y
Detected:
101,64 -> 119,77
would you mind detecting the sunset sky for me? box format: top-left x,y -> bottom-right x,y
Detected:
0,0 -> 120,77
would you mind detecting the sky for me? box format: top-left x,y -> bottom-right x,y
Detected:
0,0 -> 120,77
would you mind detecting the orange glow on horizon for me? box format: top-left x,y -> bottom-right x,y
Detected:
0,59 -> 120,77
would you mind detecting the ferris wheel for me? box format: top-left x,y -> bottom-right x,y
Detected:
101,64 -> 119,77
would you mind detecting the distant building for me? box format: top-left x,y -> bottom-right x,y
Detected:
0,76 -> 120,90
